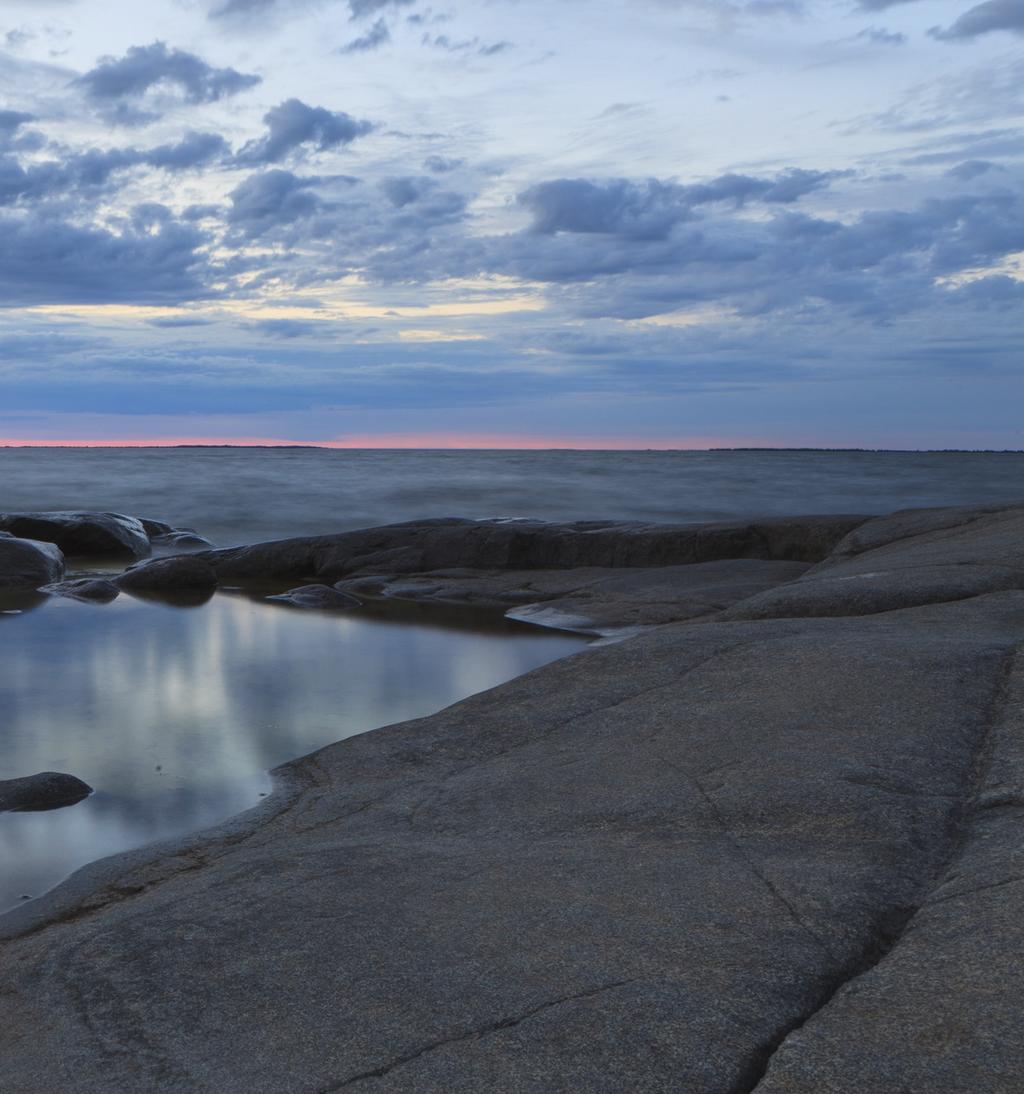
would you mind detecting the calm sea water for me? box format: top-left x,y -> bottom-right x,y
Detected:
2,447 -> 1022,547
0,592 -> 584,912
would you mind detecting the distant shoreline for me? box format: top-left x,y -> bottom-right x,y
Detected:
2,445 -> 1023,454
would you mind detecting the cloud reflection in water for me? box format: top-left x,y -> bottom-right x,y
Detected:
0,594 -> 585,911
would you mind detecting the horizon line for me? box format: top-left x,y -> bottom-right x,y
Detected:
2,442 -> 1023,454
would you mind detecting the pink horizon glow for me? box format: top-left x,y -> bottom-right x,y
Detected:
0,432 -> 766,450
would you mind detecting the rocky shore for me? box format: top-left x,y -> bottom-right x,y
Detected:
1,503 -> 1023,1090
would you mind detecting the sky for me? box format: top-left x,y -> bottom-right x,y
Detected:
0,0 -> 1022,448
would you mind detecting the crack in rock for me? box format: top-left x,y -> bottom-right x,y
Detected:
319,978 -> 638,1090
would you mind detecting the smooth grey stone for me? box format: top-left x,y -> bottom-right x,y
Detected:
117,556 -> 218,592
340,559 -> 810,635
198,514 -> 867,585
725,503 -> 1024,621
3,591 -> 1024,1090
0,772 -> 92,813
139,518 -> 175,538
0,534 -> 64,591
154,531 -> 214,551
266,584 -> 361,610
0,512 -> 150,560
40,578 -> 120,603
116,557 -> 218,606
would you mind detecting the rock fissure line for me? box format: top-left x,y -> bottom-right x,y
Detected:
740,643 -> 1022,1093
318,978 -> 639,1090
401,641 -> 752,831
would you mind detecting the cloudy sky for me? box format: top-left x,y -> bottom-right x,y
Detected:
0,0 -> 1022,447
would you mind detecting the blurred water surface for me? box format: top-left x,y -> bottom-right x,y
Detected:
2,447 -> 1022,547
0,592 -> 585,912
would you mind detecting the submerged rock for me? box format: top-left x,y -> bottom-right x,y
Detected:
0,512 -> 150,560
0,772 -> 92,813
266,584 -> 361,610
40,578 -> 120,604
0,533 -> 65,591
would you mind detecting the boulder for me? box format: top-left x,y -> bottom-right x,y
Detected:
0,772 -> 92,813
40,578 -> 120,604
117,556 -> 218,606
117,556 -> 219,595
0,533 -> 65,591
266,585 -> 361,610
0,512 -> 150,560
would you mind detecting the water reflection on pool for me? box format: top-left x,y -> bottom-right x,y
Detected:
0,591 -> 587,912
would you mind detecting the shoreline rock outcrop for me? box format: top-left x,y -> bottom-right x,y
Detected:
195,513 -> 868,585
2,503 -> 1024,1091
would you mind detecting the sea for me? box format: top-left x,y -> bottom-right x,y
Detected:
1,447 -> 1022,546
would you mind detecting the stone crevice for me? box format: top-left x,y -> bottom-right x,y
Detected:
742,643 -> 1022,1092
318,978 -> 639,1090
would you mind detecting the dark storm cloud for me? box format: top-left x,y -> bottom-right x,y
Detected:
335,172 -> 1023,329
145,131 -> 232,169
930,0 -> 1024,41
76,42 -> 261,105
518,170 -> 842,240
0,132 -> 230,207
227,169 -> 324,236
0,206 -> 211,306
235,99 -> 374,165
339,18 -> 391,52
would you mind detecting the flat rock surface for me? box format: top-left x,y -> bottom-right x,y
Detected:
4,505 -> 1024,1092
2,589 -> 1023,1090
725,503 -> 1024,620
342,559 -> 810,634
